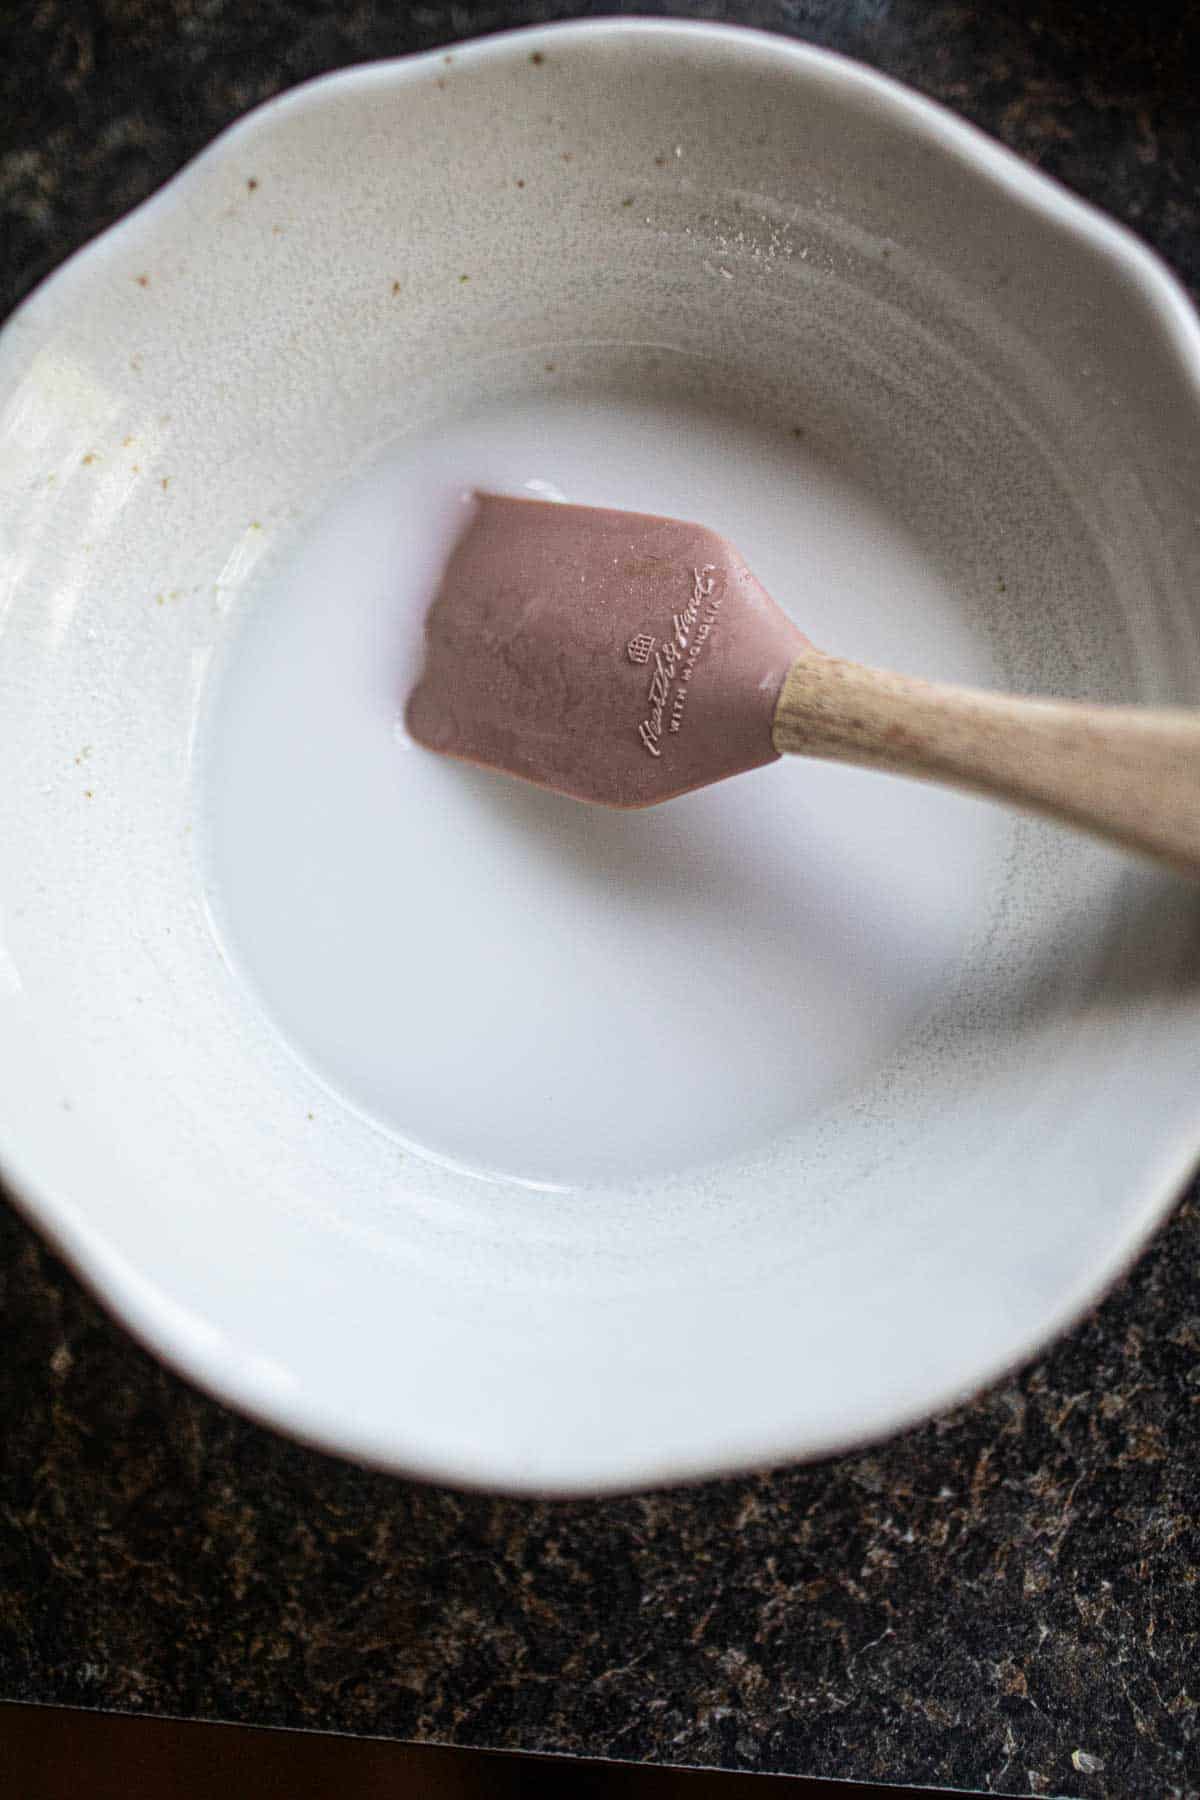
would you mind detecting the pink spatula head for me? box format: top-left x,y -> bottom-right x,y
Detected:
405,493 -> 810,806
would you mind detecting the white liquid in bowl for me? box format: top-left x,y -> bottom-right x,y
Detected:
199,392 -> 1005,1187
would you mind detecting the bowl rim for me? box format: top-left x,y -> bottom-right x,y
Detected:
3,16 -> 1199,1495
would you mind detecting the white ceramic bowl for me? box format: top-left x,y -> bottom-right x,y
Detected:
2,21 -> 1200,1494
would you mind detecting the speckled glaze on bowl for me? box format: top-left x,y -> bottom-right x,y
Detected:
2,21 -> 1200,1494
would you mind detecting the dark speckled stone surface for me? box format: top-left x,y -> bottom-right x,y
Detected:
2,5 -> 1200,1797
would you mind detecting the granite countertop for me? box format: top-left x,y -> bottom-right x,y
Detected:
2,4 -> 1198,1797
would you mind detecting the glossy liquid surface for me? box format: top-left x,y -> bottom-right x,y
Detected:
200,393 -> 1004,1186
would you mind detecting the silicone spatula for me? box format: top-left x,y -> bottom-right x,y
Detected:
405,493 -> 1200,875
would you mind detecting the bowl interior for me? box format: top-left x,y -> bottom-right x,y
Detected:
2,23 -> 1200,1491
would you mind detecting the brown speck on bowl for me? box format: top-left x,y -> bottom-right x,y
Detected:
135,274 -> 150,288
515,178 -> 525,188
160,477 -> 170,491
247,177 -> 259,191
392,279 -> 402,294
544,362 -> 556,373
459,273 -> 470,283
81,452 -> 97,466
529,51 -> 544,65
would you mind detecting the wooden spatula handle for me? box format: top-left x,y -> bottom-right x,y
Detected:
772,650 -> 1200,875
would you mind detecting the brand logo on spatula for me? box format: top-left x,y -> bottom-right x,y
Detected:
632,566 -> 724,757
